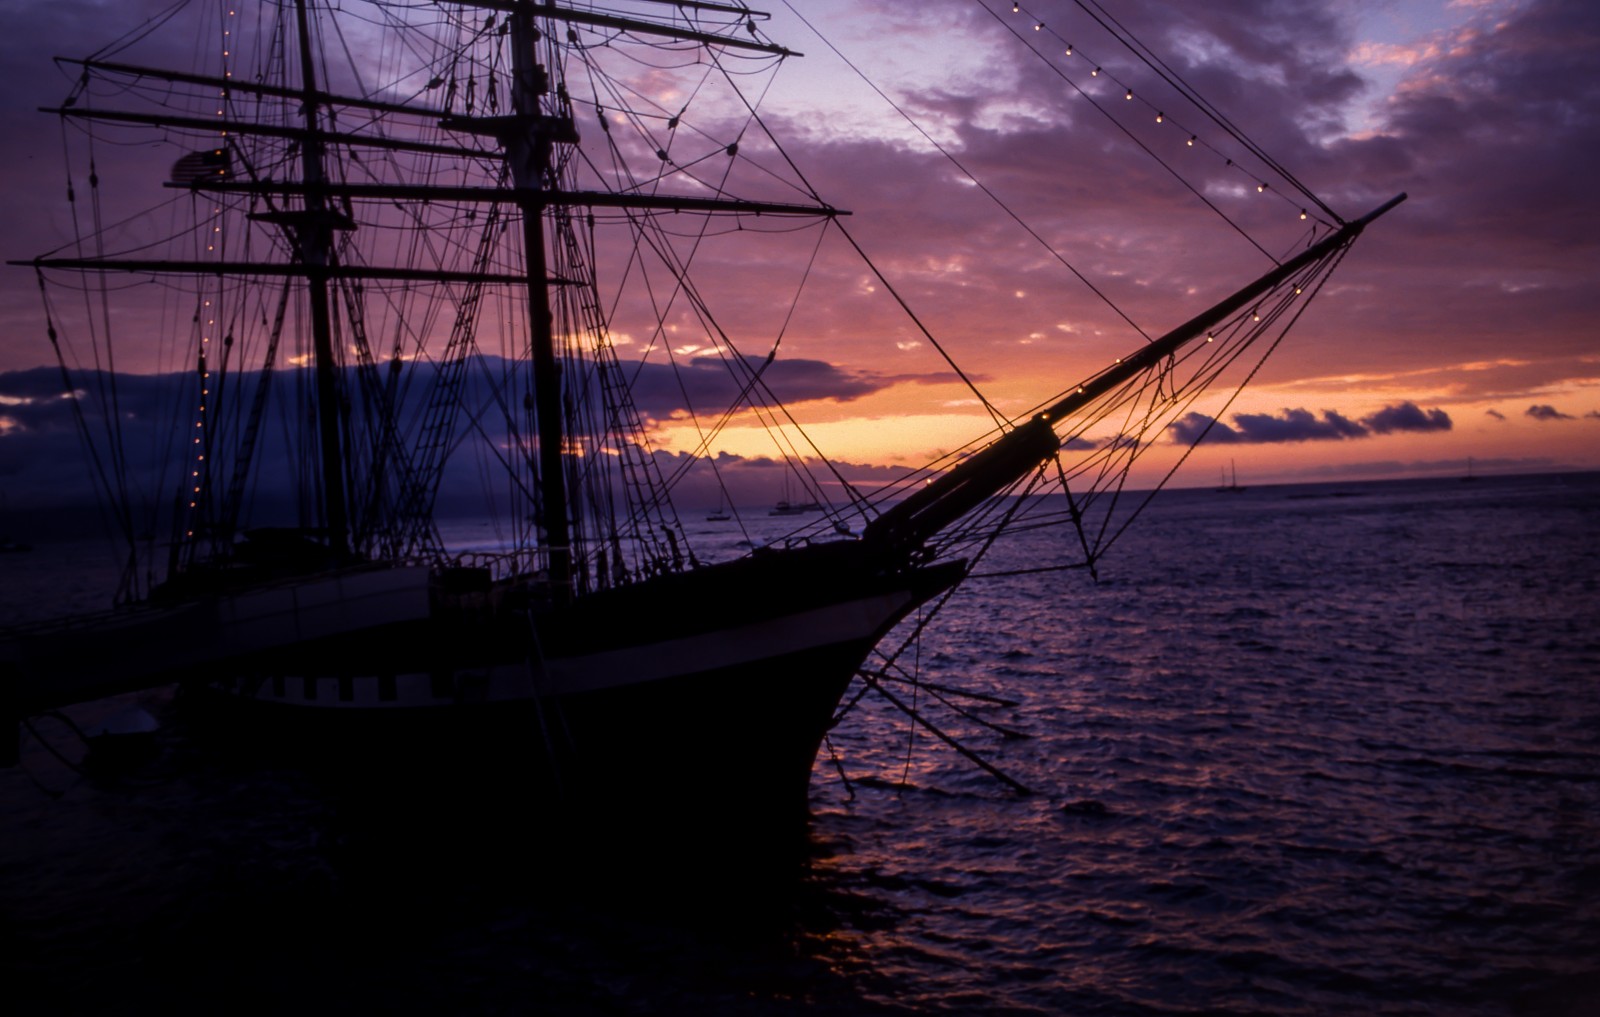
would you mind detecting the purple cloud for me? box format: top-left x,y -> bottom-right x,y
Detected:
1168,402 -> 1452,444
1526,404 -> 1575,421
1362,402 -> 1452,434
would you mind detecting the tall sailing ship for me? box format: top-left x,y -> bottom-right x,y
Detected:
3,1 -> 1399,848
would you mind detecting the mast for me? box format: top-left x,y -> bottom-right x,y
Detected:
290,0 -> 351,557
509,3 -> 574,592
484,2 -> 806,591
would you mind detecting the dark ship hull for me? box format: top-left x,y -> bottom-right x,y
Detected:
9,541 -> 964,853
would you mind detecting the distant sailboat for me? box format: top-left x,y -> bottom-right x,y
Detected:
770,472 -> 823,516
706,492 -> 732,522
1217,460 -> 1246,493
1461,457 -> 1478,482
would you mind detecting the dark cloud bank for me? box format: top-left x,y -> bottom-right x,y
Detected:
1169,401 -> 1452,445
0,354 -> 907,522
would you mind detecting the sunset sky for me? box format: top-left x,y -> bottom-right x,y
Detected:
1,0 -> 1597,512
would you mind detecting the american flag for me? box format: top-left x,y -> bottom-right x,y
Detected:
169,148 -> 231,185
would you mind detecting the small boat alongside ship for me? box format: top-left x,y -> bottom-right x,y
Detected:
1,0 -> 1400,856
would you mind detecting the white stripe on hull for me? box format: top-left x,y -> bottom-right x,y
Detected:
538,589 -> 913,695
215,588 -> 914,710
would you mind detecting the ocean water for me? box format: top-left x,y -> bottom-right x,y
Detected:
2,472 -> 1597,1015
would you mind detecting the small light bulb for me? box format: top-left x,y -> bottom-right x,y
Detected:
1012,2 -> 1019,11
1064,44 -> 1073,55
1125,89 -> 1133,100
1092,67 -> 1100,77
1257,182 -> 1266,193
1300,209 -> 1308,220
1155,112 -> 1163,123
1187,135 -> 1196,146
1035,22 -> 1044,32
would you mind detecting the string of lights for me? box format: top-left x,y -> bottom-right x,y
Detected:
181,5 -> 238,548
999,0 -> 1337,234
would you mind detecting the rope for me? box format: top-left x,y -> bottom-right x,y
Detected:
785,0 -> 1151,350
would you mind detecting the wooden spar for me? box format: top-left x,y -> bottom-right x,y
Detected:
41,106 -> 489,160
863,194 -> 1406,555
59,57 -> 454,120
169,180 -> 847,218
465,0 -> 801,57
1031,193 -> 1407,426
11,258 -> 537,286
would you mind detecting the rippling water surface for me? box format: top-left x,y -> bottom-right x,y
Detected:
4,473 -> 1597,1015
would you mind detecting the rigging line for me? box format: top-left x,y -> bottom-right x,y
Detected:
560,212 -> 689,549
783,0 -> 1152,349
1054,455 -> 1100,580
571,50 -> 736,368
573,215 -> 707,528
621,214 -> 865,508
588,290 -> 688,541
34,274 -> 133,551
712,21 -> 1011,427
859,670 -> 1035,796
536,73 -> 672,538
878,483 -> 1037,688
977,1 -> 1276,264
943,366 -> 1149,560
831,670 -> 877,727
1052,331 -> 1247,551
868,668 -> 1032,741
74,122 -> 140,550
1093,250 -> 1350,560
597,48 -> 724,171
940,459 -> 1056,563
657,221 -> 831,501
831,221 -> 1005,426
587,75 -> 772,496
898,608 -> 921,792
50,118 -> 115,438
85,0 -> 191,64
1072,0 -> 1339,222
865,667 -> 1023,709
627,195 -> 832,505
693,48 -> 882,508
